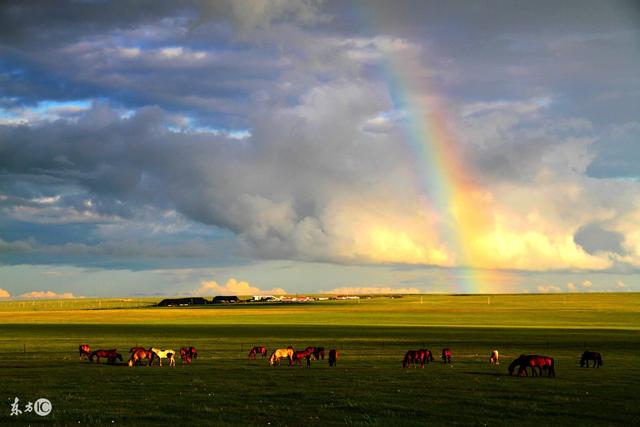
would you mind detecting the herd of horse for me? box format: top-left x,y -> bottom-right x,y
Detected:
401,347 -> 603,377
257,346 -> 339,367
79,344 -> 198,366
79,343 -> 603,375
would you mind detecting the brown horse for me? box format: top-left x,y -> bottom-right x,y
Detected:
292,348 -> 314,366
417,349 -> 435,366
248,346 -> 267,359
403,350 -> 419,368
509,354 -> 555,377
129,346 -> 146,354
580,351 -> 602,368
312,346 -> 325,360
442,348 -> 452,364
90,349 -> 122,364
180,347 -> 198,364
489,350 -> 500,366
128,349 -> 154,366
79,344 -> 91,360
328,349 -> 339,367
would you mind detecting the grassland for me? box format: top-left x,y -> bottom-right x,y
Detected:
0,294 -> 638,426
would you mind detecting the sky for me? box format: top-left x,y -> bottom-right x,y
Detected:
0,0 -> 639,298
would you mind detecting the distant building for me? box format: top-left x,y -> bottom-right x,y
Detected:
157,297 -> 208,307
252,295 -> 276,302
211,295 -> 239,304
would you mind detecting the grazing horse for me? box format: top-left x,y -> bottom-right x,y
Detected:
128,349 -> 154,366
292,348 -> 314,366
580,351 -> 603,368
90,349 -> 122,364
150,348 -> 176,367
180,346 -> 198,364
403,350 -> 419,368
129,346 -> 146,354
79,344 -> 91,360
328,349 -> 339,367
442,348 -> 452,364
268,347 -> 294,367
509,354 -> 555,377
248,346 -> 267,359
312,346 -> 325,360
490,350 -> 500,366
417,349 -> 434,366
508,354 -> 527,376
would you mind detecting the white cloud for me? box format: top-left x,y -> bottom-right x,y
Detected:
18,291 -> 77,299
0,288 -> 10,298
616,280 -> 626,289
536,285 -> 562,293
322,286 -> 419,295
567,282 -> 577,292
581,280 -> 593,288
195,278 -> 286,296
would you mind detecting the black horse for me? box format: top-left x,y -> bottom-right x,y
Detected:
313,346 -> 325,360
580,351 -> 603,368
328,349 -> 339,367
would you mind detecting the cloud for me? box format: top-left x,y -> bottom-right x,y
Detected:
0,0 -> 639,286
536,285 -> 562,293
18,291 -> 77,299
574,223 -> 625,255
195,278 -> 286,296
566,282 -> 577,292
0,288 -> 10,298
581,280 -> 592,288
322,286 -> 419,295
616,280 -> 626,289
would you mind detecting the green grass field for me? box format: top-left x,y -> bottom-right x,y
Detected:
0,294 -> 639,426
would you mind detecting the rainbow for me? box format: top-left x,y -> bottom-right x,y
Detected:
377,48 -> 499,293
343,6 -> 518,293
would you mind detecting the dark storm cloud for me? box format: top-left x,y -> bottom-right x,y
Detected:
0,80 -> 401,263
0,0 -> 323,125
587,122 -> 640,180
574,223 -> 626,256
1,0 -> 639,273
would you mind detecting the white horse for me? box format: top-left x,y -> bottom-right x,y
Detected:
490,350 -> 499,366
150,348 -> 176,367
